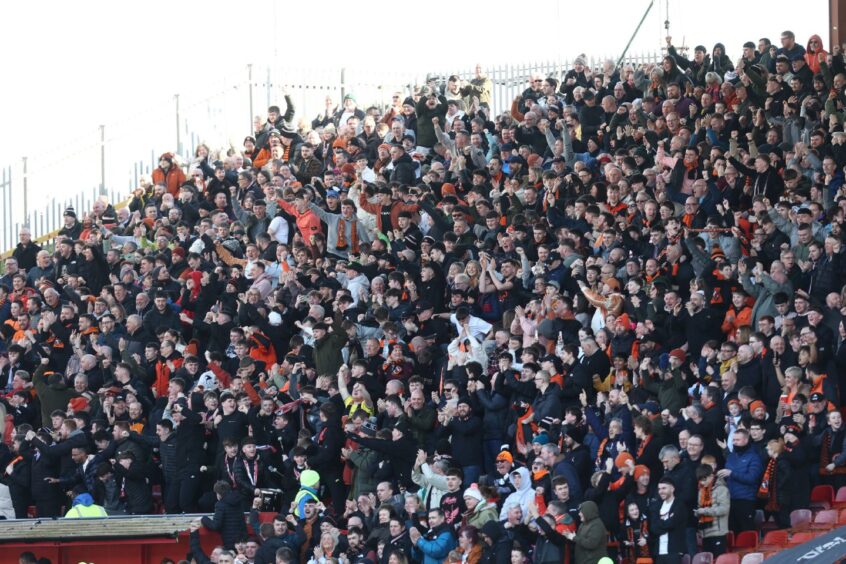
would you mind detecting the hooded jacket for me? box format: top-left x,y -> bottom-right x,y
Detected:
498,467 -> 534,520
709,43 -> 735,75
465,499 -> 498,529
390,153 -> 418,186
32,364 -> 75,427
805,34 -> 828,74
479,521 -> 511,564
64,492 -> 108,518
573,500 -> 608,564
152,153 -> 187,197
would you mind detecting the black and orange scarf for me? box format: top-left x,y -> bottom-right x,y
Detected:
335,218 -> 360,253
698,477 -> 715,526
758,457 -> 779,511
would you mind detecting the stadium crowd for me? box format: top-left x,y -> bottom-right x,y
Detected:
4,28 -> 846,564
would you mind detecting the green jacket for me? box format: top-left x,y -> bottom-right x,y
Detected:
33,364 -> 76,427
574,501 -> 608,564
407,405 -> 437,448
641,369 -> 687,416
465,501 -> 498,529
347,446 -> 380,499
313,313 -> 347,377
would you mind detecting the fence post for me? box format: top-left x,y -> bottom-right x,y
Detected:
99,125 -> 106,196
175,94 -> 182,155
22,157 -> 28,229
266,65 -> 271,109
248,64 -> 254,132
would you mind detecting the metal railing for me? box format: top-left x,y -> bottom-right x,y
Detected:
1,53 -> 665,260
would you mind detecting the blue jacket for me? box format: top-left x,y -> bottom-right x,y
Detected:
412,524 -> 457,564
725,445 -> 763,501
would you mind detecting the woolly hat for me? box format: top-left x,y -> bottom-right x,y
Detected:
300,469 -> 320,488
669,349 -> 686,364
463,485 -> 484,503
496,451 -> 514,463
633,465 -> 650,480
532,433 -> 551,445
749,400 -> 766,414
615,452 -> 635,469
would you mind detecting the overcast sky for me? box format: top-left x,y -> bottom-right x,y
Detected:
0,0 -> 831,220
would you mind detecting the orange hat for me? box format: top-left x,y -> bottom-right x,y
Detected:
750,400 -> 766,414
615,452 -> 635,468
496,451 -> 514,463
633,465 -> 650,480
605,278 -> 621,291
669,348 -> 686,364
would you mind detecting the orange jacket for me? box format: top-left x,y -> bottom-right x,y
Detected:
276,198 -> 323,241
357,193 -> 420,233
154,355 -> 183,398
152,155 -> 187,196
805,34 -> 828,74
721,305 -> 753,338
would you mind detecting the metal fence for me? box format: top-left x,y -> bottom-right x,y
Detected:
0,52 -> 664,257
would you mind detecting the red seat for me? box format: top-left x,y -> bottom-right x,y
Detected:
789,531 -> 819,545
761,529 -> 788,547
790,508 -> 813,529
839,508 -> 846,524
740,554 -> 764,564
734,530 -> 759,550
835,486 -> 846,504
811,509 -> 839,529
715,554 -> 740,564
810,484 -> 835,510
726,530 -> 736,549
692,552 -> 714,564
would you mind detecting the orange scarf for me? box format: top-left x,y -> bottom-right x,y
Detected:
335,218 -> 360,253
515,406 -> 536,451
636,435 -> 652,459
820,429 -> 846,475
698,478 -> 715,525
758,458 -> 779,511
595,437 -> 610,469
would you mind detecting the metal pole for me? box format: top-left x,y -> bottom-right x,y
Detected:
248,64 -> 254,132
22,157 -> 28,228
175,94 -> 182,155
267,66 -> 271,109
616,0 -> 655,69
340,67 -> 346,102
99,124 -> 106,195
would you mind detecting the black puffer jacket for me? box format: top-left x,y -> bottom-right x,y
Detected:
202,490 -> 247,549
472,388 -> 508,441
113,459 -> 154,515
390,153 -> 417,186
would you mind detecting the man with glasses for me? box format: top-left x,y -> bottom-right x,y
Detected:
776,30 -> 806,62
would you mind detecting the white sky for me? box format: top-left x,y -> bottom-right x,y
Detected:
0,0 -> 831,229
